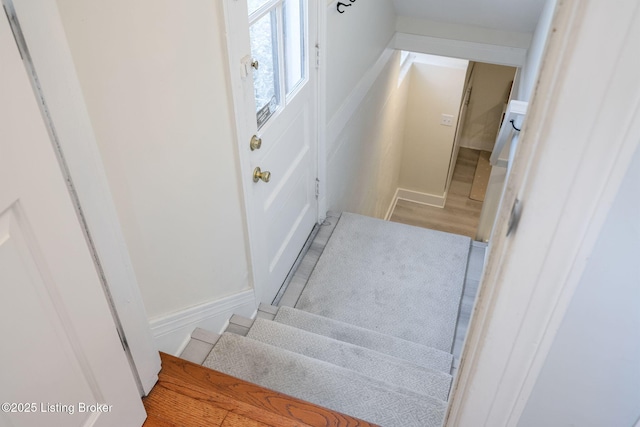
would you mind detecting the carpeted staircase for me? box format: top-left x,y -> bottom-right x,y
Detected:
195,213 -> 475,427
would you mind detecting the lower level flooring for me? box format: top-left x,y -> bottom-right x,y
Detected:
389,147 -> 485,240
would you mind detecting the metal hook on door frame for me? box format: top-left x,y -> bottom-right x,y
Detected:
336,2 -> 351,13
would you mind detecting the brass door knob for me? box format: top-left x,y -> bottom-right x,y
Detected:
250,135 -> 262,151
253,167 -> 271,183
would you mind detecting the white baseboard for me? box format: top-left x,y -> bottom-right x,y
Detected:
384,188 -> 401,220
149,289 -> 256,356
459,137 -> 495,153
396,188 -> 447,208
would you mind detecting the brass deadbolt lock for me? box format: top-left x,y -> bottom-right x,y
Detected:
250,135 -> 262,151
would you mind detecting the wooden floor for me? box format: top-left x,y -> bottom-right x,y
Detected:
390,147 -> 484,239
143,353 -> 376,427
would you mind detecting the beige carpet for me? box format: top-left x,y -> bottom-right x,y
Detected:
470,150 -> 492,201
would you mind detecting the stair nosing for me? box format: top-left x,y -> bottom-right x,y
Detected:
205,332 -> 447,427
274,306 -> 453,372
246,317 -> 452,401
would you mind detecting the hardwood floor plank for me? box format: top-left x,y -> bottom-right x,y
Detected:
154,364 -> 314,427
143,414 -> 180,427
221,412 -> 273,427
153,379 -> 301,427
143,353 -> 378,427
390,147 -> 484,239
143,383 -> 228,426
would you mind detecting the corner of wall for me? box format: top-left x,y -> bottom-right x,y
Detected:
519,0 -> 559,101
149,289 -> 256,356
325,46 -> 409,219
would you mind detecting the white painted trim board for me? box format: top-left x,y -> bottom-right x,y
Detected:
384,188 -> 447,220
316,0 -> 328,222
384,188 -> 401,220
150,290 -> 256,356
396,188 -> 446,208
326,35 -> 397,145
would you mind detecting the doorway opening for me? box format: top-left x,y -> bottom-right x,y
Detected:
387,52 -> 518,242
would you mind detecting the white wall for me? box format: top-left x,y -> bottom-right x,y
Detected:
394,16 -> 530,67
518,145 -> 640,427
55,1 -> 253,329
396,17 -> 532,49
326,0 -> 397,120
327,50 -> 410,217
325,0 -> 405,218
460,63 -> 516,152
399,58 -> 467,198
519,0 -> 558,101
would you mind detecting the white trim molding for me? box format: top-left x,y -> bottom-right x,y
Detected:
326,36 -> 396,144
316,0 -> 328,222
447,1 -> 640,425
9,0 -> 160,395
384,188 -> 400,220
149,290 -> 256,356
394,32 -> 526,67
385,188 -> 447,220
397,188 -> 446,208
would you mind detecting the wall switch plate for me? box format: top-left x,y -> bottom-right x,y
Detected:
441,114 -> 454,126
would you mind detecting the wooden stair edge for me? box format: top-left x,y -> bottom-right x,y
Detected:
143,352 -> 378,427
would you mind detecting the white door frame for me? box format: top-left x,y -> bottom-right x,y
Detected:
221,0 -> 325,304
7,0 -> 160,395
315,0 -> 328,222
447,0 -> 640,425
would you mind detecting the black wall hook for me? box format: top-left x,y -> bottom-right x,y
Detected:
510,119 -> 521,132
337,2 -> 351,13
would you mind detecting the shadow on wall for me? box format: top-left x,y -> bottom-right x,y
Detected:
459,63 -> 517,152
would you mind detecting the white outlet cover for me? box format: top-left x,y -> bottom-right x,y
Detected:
441,114 -> 454,126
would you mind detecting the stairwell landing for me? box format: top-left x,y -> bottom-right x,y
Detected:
180,212 -> 485,427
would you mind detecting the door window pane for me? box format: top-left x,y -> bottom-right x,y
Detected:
283,0 -> 305,95
250,11 -> 281,128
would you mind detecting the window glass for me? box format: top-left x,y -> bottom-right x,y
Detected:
248,0 -> 306,128
283,0 -> 305,95
250,10 -> 281,128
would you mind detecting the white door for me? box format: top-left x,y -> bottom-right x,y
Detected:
225,0 -> 318,304
0,10 -> 146,427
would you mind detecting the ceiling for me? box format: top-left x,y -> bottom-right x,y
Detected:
392,0 -> 548,33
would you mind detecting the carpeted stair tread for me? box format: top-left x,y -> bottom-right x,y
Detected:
296,212 -> 470,351
203,333 -> 447,427
274,306 -> 453,372
246,318 -> 452,400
